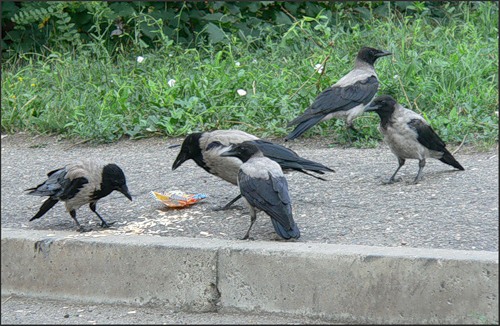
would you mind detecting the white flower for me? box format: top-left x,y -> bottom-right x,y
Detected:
168,79 -> 176,87
235,61 -> 241,67
252,59 -> 257,64
393,74 -> 400,80
137,56 -> 145,63
314,64 -> 324,74
237,89 -> 247,96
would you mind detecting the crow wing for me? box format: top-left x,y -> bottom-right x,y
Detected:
26,167 -> 67,196
238,170 -> 294,231
250,139 -> 334,174
58,177 -> 89,200
407,119 -> 446,152
288,76 -> 379,126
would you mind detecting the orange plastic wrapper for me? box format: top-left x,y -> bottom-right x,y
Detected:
150,190 -> 207,208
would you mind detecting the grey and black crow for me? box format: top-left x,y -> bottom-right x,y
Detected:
171,129 -> 334,209
220,141 -> 300,240
364,95 -> 465,184
285,47 -> 392,141
26,160 -> 132,231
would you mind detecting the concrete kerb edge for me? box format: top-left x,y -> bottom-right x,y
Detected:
1,228 -> 498,324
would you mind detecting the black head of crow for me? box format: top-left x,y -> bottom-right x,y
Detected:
26,160 -> 132,232
365,95 -> 465,184
285,46 -> 392,142
221,141 -> 300,240
171,132 -> 206,172
356,47 -> 393,65
171,130 -> 334,210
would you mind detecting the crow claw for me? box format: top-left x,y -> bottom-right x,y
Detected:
100,221 -> 116,228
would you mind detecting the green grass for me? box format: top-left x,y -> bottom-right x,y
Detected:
1,2 -> 498,148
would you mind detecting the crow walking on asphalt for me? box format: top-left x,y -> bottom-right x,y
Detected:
364,95 -> 465,184
26,160 -> 132,232
285,47 -> 392,142
220,141 -> 300,240
171,129 -> 334,210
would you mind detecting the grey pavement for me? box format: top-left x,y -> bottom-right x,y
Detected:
1,133 -> 498,251
1,294 -> 334,325
1,133 -> 499,324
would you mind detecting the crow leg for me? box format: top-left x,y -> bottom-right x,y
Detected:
70,210 -> 91,232
348,123 -> 358,133
344,122 -> 361,146
241,208 -> 257,240
213,194 -> 242,211
412,159 -> 426,184
384,158 -> 405,184
89,202 -> 115,228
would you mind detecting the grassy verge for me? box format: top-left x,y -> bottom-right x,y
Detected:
1,2 -> 498,148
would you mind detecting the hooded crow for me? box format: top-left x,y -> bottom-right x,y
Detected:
220,141 -> 300,240
26,160 -> 132,231
285,47 -> 392,141
364,95 -> 465,184
171,129 -> 334,209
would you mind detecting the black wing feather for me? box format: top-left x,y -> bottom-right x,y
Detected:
251,139 -> 335,174
26,168 -> 67,195
408,119 -> 446,152
408,119 -> 465,170
59,177 -> 89,200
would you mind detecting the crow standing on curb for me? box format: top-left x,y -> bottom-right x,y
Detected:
171,129 -> 334,210
285,47 -> 392,141
26,160 -> 132,232
220,141 -> 300,240
364,95 -> 465,184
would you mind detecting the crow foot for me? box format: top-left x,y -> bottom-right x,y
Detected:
100,221 -> 116,228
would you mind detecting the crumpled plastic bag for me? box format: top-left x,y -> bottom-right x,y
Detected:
150,190 -> 207,208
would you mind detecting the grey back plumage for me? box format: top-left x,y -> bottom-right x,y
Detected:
200,130 -> 257,185
172,130 -> 258,185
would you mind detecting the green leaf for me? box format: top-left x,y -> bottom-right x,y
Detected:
354,7 -> 372,20
211,2 -> 225,10
201,13 -> 225,21
204,23 -> 227,44
275,12 -> 292,25
109,2 -> 136,17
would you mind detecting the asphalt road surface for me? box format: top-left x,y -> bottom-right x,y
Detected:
1,133 -> 498,251
1,295 -> 337,324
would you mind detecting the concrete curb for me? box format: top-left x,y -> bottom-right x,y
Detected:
1,228 -> 498,324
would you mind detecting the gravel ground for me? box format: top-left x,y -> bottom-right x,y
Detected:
1,133 -> 498,251
1,295 -> 337,325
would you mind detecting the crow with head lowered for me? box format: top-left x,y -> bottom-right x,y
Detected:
221,141 -> 300,240
26,160 -> 132,232
171,129 -> 334,210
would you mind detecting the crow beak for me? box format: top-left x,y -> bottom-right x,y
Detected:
172,152 -> 188,170
376,50 -> 392,58
220,148 -> 237,157
120,185 -> 133,201
364,102 -> 380,112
